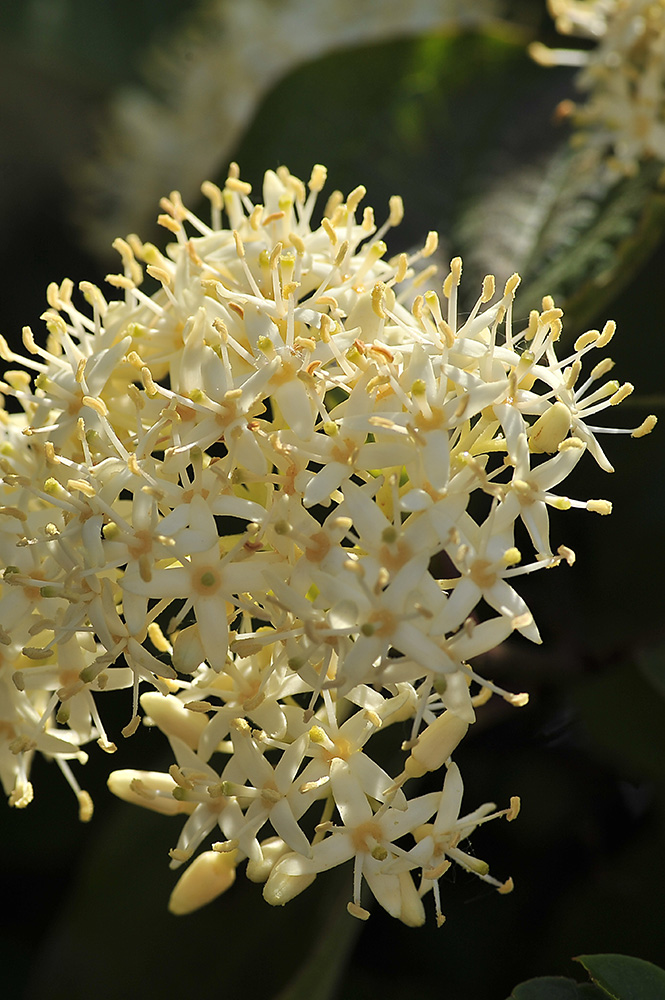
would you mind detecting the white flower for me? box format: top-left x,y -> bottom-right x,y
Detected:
532,0 -> 665,173
391,761 -> 519,926
266,757 -> 440,923
2,163 -> 652,926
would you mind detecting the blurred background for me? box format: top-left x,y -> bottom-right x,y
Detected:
1,2 -> 664,998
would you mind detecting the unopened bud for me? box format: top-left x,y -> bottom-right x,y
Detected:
405,711 -> 469,778
169,850 -> 238,915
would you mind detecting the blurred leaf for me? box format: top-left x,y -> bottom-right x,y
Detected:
450,81 -> 665,331
572,662 -> 665,780
274,884 -> 362,1000
638,647 -> 665,702
575,954 -> 665,1000
0,0 -> 193,85
509,975 -> 600,999
23,787 -> 360,1000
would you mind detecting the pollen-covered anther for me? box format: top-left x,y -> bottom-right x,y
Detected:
169,847 -> 193,864
632,414 -> 657,438
21,646 -> 52,661
372,283 -> 387,319
423,858 -> 452,881
346,185 -> 366,215
308,163 -> 327,192
347,901 -> 371,921
334,241 -> 349,268
609,382 -> 633,406
212,839 -> 240,854
506,796 -> 521,822
78,791 -> 94,823
184,700 -> 214,713
122,716 -> 141,739
9,781 -> 34,809
141,366 -> 159,398
574,330 -> 600,351
505,692 -> 529,707
201,179 -> 223,210
587,499 -> 612,515
422,231 -> 438,258
557,544 -> 576,566
596,320 -> 616,348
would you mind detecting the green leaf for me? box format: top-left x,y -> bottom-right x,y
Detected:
455,105 -> 665,334
509,975 -> 599,999
639,647 -> 665,701
575,954 -> 665,1000
273,880 -> 363,1000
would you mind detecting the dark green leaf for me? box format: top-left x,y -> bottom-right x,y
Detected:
509,975 -> 596,1000
639,647 -> 665,701
456,106 -> 665,333
576,954 -> 665,1000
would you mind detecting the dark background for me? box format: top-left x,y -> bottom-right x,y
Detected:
1,3 -> 664,998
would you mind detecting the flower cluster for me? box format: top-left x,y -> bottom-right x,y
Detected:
532,0 -> 665,174
0,164 -> 654,925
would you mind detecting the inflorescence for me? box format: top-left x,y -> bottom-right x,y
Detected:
532,0 -> 665,174
0,163 -> 654,925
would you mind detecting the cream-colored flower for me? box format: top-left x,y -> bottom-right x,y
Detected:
532,0 -> 665,173
2,163 -> 652,926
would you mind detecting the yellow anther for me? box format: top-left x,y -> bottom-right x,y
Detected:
502,547 -> 521,566
77,791 -> 94,823
574,330 -> 600,351
632,414 -> 657,438
557,544 -> 576,566
372,283 -> 387,319
481,274 -> 495,302
587,499 -> 612,515
308,164 -> 327,192
288,232 -> 305,255
21,326 -> 39,355
423,231 -> 438,258
233,230 -> 245,259
201,180 -> 223,210
334,241 -> 349,267
225,177 -> 252,196
66,479 -> 96,498
388,195 -> 404,226
346,185 -> 366,214
506,796 -> 521,822
146,264 -> 172,287
609,382 -> 633,405
157,214 -> 180,234
82,395 -> 108,417
141,366 -> 159,398
394,253 -> 408,283
596,320 -> 616,348
362,206 -> 375,231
